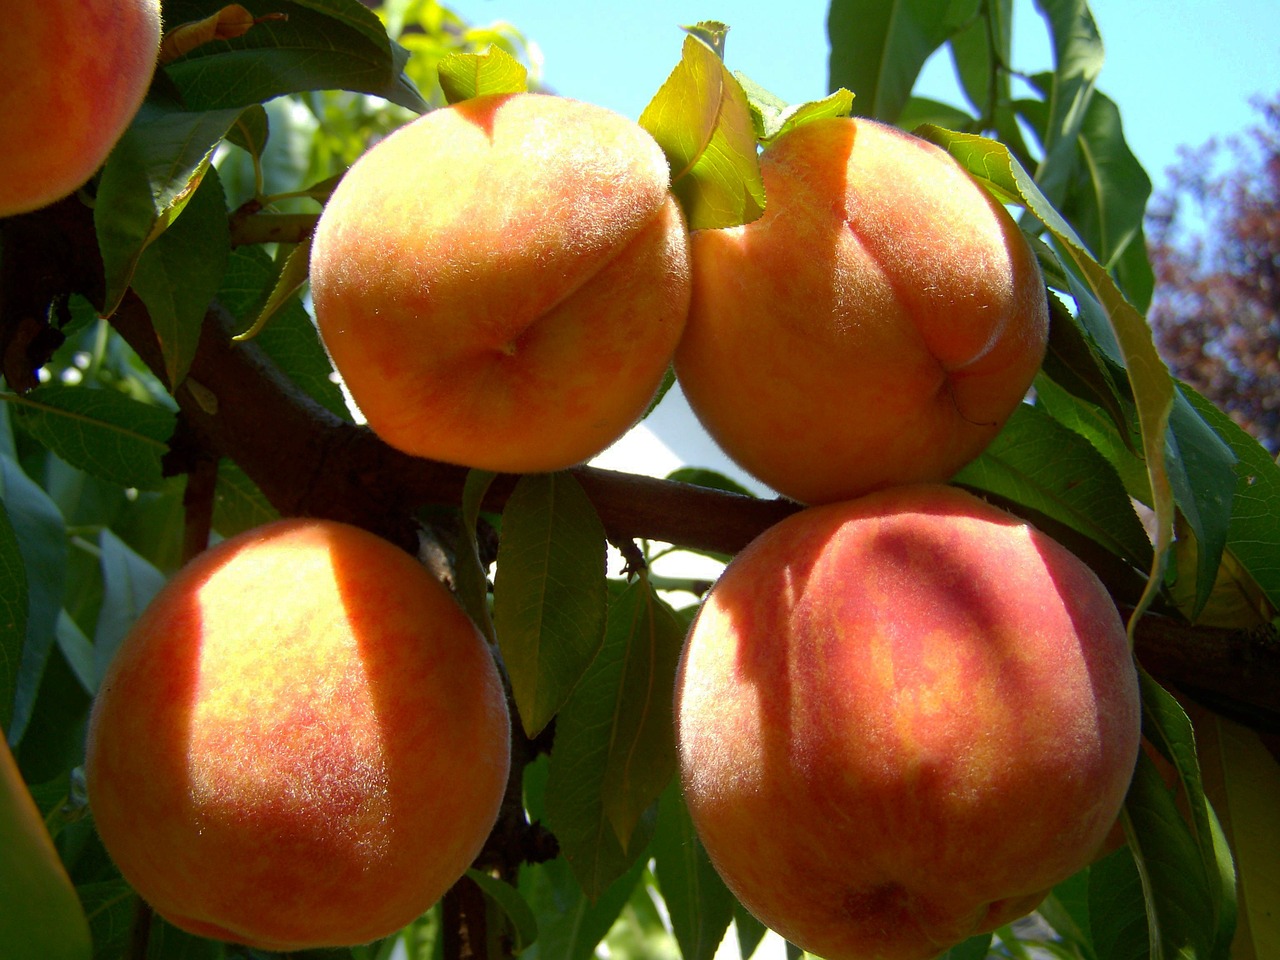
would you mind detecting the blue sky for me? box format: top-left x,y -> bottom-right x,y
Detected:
446,0 -> 1280,195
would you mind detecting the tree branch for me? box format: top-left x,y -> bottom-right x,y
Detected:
5,196 -> 1278,729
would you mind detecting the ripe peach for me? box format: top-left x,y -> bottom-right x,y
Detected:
85,518 -> 511,950
310,92 -> 691,472
676,485 -> 1140,960
675,118 -> 1049,504
0,0 -> 161,217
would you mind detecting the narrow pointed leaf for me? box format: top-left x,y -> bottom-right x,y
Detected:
437,46 -> 528,104
6,385 -> 175,491
131,167 -> 230,389
224,103 -> 270,158
217,247 -> 348,418
0,502 -> 24,736
92,530 -> 166,683
543,579 -> 679,896
954,403 -> 1152,569
1180,386 -> 1280,612
0,457 -> 67,746
599,578 -> 685,847
653,785 -> 735,960
94,102 -> 246,315
456,469 -> 498,644
1029,0 -> 1104,206
0,739 -> 91,960
1139,671 -> 1238,955
640,35 -> 765,230
493,472 -> 607,737
162,0 -> 427,113
1122,747 -> 1221,960
232,236 -> 313,343
827,0 -> 971,123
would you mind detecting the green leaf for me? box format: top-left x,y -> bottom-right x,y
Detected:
599,579 -> 684,846
131,167 -> 231,389
437,45 -> 528,104
732,901 -> 768,960
94,102 -> 246,315
163,0 -> 427,113
1039,869 -> 1095,957
518,847 -> 647,959
455,469 -> 498,644
827,0 -> 974,123
0,502 -> 25,740
230,237 -> 313,344
1027,0 -> 1105,206
938,934 -> 994,959
1122,745 -> 1221,960
1139,671 -> 1237,955
217,247 -> 349,419
734,74 -> 854,145
917,126 -> 1174,637
947,0 -> 1010,116
898,96 -> 977,132
954,403 -> 1153,570
543,579 -> 679,896
639,35 -> 765,230
465,869 -> 539,952
211,460 -> 278,537
0,456 -> 68,746
652,784 -> 735,960
1164,389 -> 1237,620
0,740 -> 91,960
1088,849 -> 1150,960
1180,385 -> 1280,613
493,472 -> 607,737
1060,89 -> 1151,273
6,386 -> 175,491
224,103 -> 269,159
77,880 -> 138,960
91,530 -> 166,684
665,467 -> 756,498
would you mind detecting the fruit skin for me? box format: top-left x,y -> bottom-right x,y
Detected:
310,91 -> 691,473
85,518 -> 511,950
0,0 -> 162,216
675,117 -> 1049,505
676,485 -> 1140,960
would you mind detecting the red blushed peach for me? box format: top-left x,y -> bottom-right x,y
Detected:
309,92 -> 690,473
0,0 -> 161,216
676,484 -> 1140,960
85,519 -> 511,950
675,118 -> 1048,504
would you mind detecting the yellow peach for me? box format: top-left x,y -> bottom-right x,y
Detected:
85,518 -> 510,950
0,0 -> 161,216
310,92 -> 690,472
675,118 -> 1049,504
676,485 -> 1140,960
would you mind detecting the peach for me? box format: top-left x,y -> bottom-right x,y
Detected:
309,92 -> 691,472
85,518 -> 511,950
0,0 -> 161,217
676,485 -> 1140,960
675,118 -> 1049,504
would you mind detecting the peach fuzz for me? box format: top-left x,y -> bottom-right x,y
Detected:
0,0 -> 161,217
676,485 -> 1140,960
675,117 -> 1049,504
85,518 -> 511,950
310,92 -> 690,473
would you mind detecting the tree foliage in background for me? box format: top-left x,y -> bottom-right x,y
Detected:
2,1 -> 1279,959
1147,92 -> 1280,454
